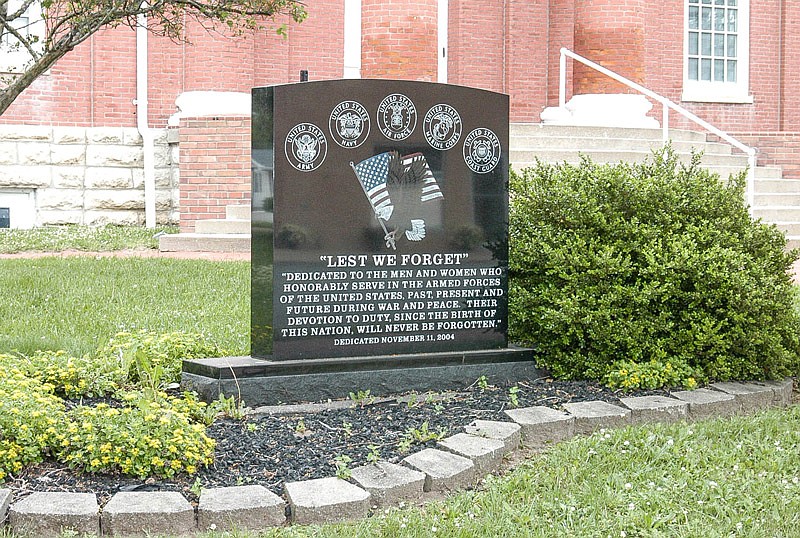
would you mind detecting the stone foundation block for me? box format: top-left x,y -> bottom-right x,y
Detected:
562,400 -> 631,434
0,489 -> 11,524
402,447 -> 475,492
753,379 -> 794,407
619,395 -> 688,424
463,419 -> 521,455
284,477 -> 371,525
438,433 -> 505,476
9,492 -> 99,538
671,388 -> 738,421
504,406 -> 575,447
198,485 -> 285,532
350,461 -> 426,509
710,382 -> 775,414
102,491 -> 195,537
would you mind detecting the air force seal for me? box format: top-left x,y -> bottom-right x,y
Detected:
423,104 -> 462,150
329,101 -> 370,148
377,94 -> 417,140
463,128 -> 501,174
285,123 -> 327,172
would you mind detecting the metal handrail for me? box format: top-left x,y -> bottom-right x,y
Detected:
559,47 -> 757,211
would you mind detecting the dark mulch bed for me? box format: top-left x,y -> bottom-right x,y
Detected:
7,378 -> 669,505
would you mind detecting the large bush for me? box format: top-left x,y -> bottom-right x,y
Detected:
509,149 -> 800,385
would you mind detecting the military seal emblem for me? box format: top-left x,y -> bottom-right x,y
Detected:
329,100 -> 370,148
285,123 -> 328,172
463,128 -> 501,174
423,104 -> 462,150
377,93 -> 417,141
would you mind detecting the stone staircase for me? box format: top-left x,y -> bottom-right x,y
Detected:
510,124 -> 800,249
159,204 -> 251,253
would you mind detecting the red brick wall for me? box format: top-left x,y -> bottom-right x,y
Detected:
361,0 -> 438,81
780,0 -> 800,130
732,132 -> 800,180
0,5 -> 345,128
573,0 -> 646,94
178,116 -> 251,231
448,0 -> 505,93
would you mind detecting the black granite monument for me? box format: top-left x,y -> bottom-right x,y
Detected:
182,79 -> 541,405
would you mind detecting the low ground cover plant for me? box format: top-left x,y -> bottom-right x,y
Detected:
509,149 -> 800,388
0,332 -> 226,482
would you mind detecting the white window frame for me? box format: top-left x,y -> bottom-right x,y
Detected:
682,0 -> 753,104
1,0 -> 45,74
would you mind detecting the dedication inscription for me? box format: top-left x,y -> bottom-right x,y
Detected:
252,79 -> 509,361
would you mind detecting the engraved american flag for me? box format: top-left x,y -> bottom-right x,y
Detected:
352,152 -> 393,220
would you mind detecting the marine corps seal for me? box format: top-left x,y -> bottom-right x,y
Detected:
423,104 -> 462,150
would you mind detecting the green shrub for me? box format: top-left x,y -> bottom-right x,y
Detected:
96,330 -> 224,391
509,149 -> 800,385
0,365 -> 66,481
58,392 -> 215,478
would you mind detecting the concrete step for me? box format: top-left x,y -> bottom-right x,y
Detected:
754,194 -> 800,207
509,123 -> 709,143
159,233 -> 250,253
226,204 -> 251,220
754,177 -> 800,191
766,222 -> 800,236
785,236 -> 800,250
195,219 -> 250,235
510,135 -> 733,155
751,207 -> 800,222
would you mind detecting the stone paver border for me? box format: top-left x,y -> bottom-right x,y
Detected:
0,379 -> 794,535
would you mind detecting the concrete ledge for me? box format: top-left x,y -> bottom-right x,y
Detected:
350,461 -> 426,509
102,491 -> 195,537
463,419 -> 521,455
9,492 -> 99,538
710,382 -> 775,414
284,477 -> 371,525
619,395 -> 689,424
403,448 -> 475,492
438,432 -> 506,476
561,400 -> 631,435
671,388 -> 738,421
0,489 -> 10,525
504,406 -> 576,447
753,379 -> 794,407
197,485 -> 285,532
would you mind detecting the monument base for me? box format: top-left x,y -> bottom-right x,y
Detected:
181,347 -> 542,406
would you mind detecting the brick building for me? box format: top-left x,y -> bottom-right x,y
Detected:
0,0 -> 798,230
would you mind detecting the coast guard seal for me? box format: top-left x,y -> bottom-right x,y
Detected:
463,128 -> 501,174
377,94 -> 417,141
329,101 -> 370,148
285,123 -> 328,172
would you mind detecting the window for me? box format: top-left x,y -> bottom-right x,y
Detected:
683,0 -> 752,103
1,1 -> 44,74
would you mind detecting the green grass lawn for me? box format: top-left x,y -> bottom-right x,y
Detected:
0,257 -> 249,357
0,225 -> 177,253
191,406 -> 798,538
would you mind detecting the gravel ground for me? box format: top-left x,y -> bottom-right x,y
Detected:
6,379 -> 671,505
